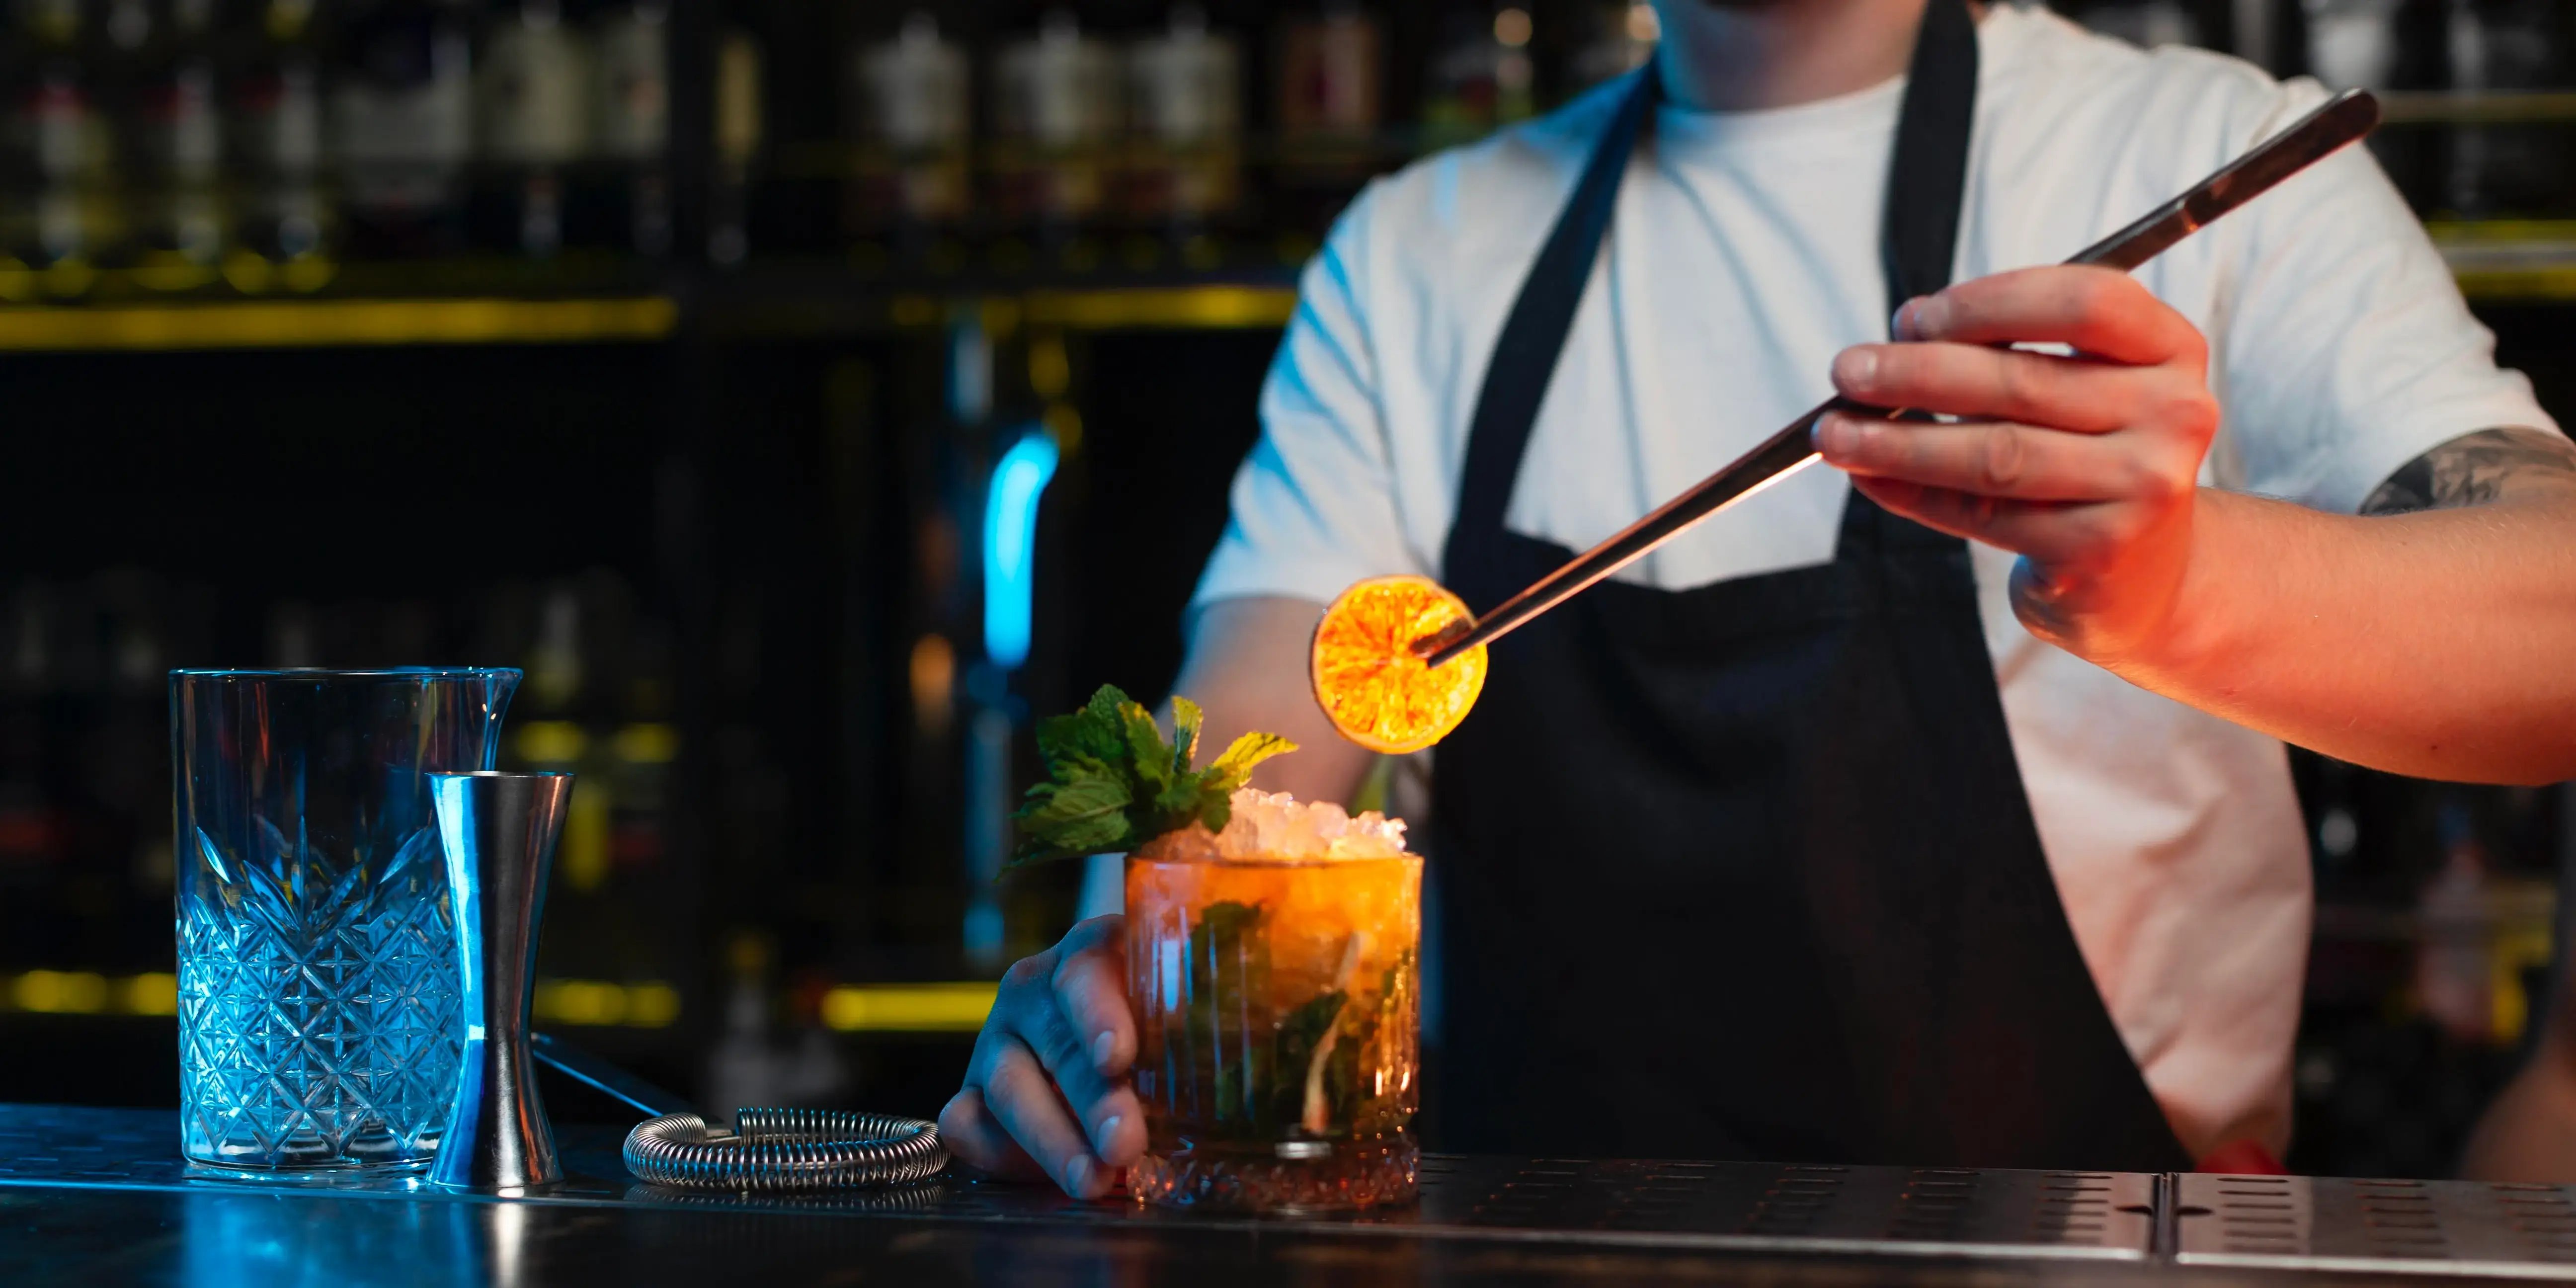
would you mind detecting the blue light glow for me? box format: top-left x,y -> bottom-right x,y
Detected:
982,430 -> 1058,670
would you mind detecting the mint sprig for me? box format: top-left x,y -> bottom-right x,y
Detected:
1010,685 -> 1297,868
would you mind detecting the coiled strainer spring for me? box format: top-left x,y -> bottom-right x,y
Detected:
623,1108 -> 948,1194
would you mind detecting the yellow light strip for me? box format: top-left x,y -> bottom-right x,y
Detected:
820,982 -> 998,1033
2427,219 -> 2576,245
2455,267 -> 2576,302
0,971 -> 677,1028
0,971 -> 173,1016
531,978 -> 681,1029
0,296 -> 678,351
0,262 -> 2563,349
1023,285 -> 1297,330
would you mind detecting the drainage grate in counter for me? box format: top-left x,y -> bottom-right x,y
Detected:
2175,1173 -> 2576,1278
1408,1158 -> 2153,1258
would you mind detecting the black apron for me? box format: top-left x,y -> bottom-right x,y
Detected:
1429,0 -> 2191,1172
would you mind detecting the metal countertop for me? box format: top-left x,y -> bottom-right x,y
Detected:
0,1105 -> 2568,1286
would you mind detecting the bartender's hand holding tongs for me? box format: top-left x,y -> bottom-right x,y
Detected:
1815,264 -> 2222,657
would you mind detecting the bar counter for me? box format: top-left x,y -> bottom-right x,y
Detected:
1,1104 -> 2567,1286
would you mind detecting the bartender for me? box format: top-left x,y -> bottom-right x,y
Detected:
945,0 -> 2576,1196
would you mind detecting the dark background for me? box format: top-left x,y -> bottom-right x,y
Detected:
2,0 -> 2573,1179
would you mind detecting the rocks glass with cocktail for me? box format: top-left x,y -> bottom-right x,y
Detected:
1012,686 -> 1423,1213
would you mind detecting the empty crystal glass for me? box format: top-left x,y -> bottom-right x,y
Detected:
172,668 -> 517,1178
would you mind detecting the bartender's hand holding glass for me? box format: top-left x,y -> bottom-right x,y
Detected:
1816,265 -> 2220,659
940,914 -> 1142,1199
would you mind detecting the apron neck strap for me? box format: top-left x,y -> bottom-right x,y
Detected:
1842,0 -> 1981,559
1443,0 -> 1981,589
1445,61 -> 1664,573
1883,0 -> 1979,318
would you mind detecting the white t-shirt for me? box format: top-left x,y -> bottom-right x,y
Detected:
1189,5 -> 2558,1159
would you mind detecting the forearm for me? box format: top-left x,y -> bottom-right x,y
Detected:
2107,467 -> 2576,784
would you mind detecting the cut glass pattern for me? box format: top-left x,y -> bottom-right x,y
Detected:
178,822 -> 461,1173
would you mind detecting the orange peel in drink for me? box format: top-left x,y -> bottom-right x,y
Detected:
1310,574 -> 1488,754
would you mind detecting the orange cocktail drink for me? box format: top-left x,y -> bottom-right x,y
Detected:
1125,792 -> 1422,1212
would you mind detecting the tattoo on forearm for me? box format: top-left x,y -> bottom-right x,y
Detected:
2362,426 -> 2576,515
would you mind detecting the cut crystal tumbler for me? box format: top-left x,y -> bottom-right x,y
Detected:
172,668 -> 517,1178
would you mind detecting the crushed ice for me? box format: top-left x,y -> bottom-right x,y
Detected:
1144,788 -> 1408,862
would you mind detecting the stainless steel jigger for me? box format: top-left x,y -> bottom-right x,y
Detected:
429,770 -> 573,1192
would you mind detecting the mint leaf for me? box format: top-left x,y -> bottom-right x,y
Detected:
1169,697 -> 1205,777
1035,811 -> 1130,858
1206,731 -> 1297,793
1119,701 -> 1174,794
1197,783 -> 1235,834
1083,684 -> 1126,726
1024,774 -> 1130,831
1152,776 -> 1207,826
1010,687 -> 1302,870
1011,769 -> 1135,866
1035,685 -> 1130,779
1272,988 -> 1348,1130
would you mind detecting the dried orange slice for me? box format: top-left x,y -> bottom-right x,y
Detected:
1310,575 -> 1488,754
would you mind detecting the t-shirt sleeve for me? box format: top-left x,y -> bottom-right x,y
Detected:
1191,182 -> 1428,613
2213,79 -> 2560,515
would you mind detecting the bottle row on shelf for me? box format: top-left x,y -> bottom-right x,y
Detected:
0,0 -> 1658,283
6,0 -> 2576,298
3,0 -> 677,278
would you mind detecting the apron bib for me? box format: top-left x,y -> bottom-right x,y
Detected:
1427,0 -> 2191,1172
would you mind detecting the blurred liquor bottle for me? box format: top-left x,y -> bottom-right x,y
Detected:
2305,0 -> 2405,87
475,0 -> 593,258
605,625 -> 676,899
1565,2 -> 1656,98
331,0 -> 473,260
2440,0 -> 2572,218
520,584 -> 614,983
2417,798 -> 2498,1044
844,7 -> 971,255
86,572 -> 181,973
590,0 -> 669,257
512,576 -> 681,986
708,24 -> 760,266
1124,2 -> 1242,249
130,0 -> 226,276
2227,0 -> 2301,74
0,574 -> 191,976
1421,2 -> 1536,153
225,0 -> 331,271
83,0 -> 158,272
3,0 -> 117,274
1272,0 -> 1381,240
706,932 -> 849,1116
516,584 -> 616,970
2413,794 -> 2557,1048
991,5 -> 1122,248
0,585 -> 70,972
2304,0 -> 2449,210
